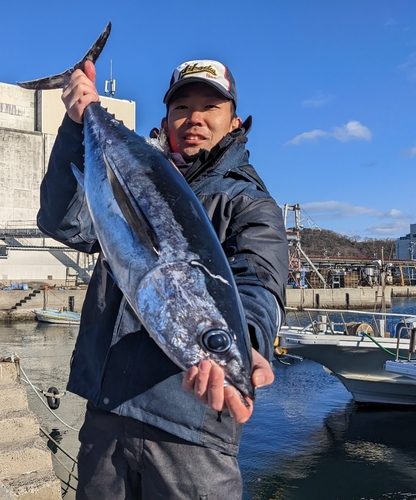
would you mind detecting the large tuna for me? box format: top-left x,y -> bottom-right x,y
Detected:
18,23 -> 254,400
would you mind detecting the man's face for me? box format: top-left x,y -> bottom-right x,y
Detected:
162,82 -> 242,161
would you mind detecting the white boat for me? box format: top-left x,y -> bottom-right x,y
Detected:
276,307 -> 416,405
32,308 -> 81,325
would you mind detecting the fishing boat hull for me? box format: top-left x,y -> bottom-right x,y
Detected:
32,309 -> 81,325
277,311 -> 416,406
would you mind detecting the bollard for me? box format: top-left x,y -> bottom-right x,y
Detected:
68,296 -> 75,312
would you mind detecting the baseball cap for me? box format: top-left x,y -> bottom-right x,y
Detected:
163,60 -> 238,108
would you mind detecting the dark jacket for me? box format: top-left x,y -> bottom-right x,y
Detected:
37,114 -> 288,456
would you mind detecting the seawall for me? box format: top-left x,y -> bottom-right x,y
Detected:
0,286 -> 415,321
285,285 -> 416,310
0,360 -> 62,499
0,289 -> 86,322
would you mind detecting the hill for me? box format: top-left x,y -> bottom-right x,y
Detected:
299,228 -> 396,260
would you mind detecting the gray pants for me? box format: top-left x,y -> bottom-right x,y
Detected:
76,402 -> 243,500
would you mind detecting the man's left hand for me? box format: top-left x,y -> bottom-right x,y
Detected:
182,349 -> 274,424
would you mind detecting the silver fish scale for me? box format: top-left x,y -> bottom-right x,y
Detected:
103,137 -> 192,261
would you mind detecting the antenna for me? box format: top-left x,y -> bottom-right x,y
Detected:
104,59 -> 116,98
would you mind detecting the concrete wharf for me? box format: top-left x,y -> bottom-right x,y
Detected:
0,288 -> 86,322
0,285 -> 415,321
286,285 -> 416,310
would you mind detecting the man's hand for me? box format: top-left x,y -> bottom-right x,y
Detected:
182,349 -> 274,424
61,60 -> 99,124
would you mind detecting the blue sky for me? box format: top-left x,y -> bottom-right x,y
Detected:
3,1 -> 416,239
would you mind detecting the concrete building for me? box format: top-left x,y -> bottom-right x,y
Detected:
0,81 -> 135,286
396,223 -> 416,261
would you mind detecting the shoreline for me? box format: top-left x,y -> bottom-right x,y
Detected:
0,288 -> 87,322
0,286 -> 415,321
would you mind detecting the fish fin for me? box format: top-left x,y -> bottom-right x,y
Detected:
103,152 -> 160,257
17,22 -> 112,90
102,259 -> 116,282
70,163 -> 85,190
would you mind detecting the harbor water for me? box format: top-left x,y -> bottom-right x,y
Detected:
1,297 -> 416,499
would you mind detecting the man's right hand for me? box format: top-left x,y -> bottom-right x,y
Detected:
61,60 -> 99,124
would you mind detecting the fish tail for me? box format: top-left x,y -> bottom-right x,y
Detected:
17,21 -> 112,90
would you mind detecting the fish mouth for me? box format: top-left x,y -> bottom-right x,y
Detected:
230,374 -> 255,401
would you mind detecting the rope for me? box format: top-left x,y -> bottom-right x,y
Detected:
4,355 -> 80,495
14,360 -> 81,494
361,332 -> 410,360
20,377 -> 68,399
19,364 -> 80,432
49,449 -> 79,483
39,427 -> 78,464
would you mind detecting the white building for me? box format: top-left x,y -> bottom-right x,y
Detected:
395,223 -> 416,260
0,81 -> 135,286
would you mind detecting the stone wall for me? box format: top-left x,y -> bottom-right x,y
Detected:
0,361 -> 62,499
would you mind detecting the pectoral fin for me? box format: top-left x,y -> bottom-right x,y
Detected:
70,163 -> 85,190
103,152 -> 160,257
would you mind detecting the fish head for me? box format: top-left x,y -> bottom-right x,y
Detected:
136,261 -> 254,400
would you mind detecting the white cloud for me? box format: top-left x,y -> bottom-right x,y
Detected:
286,120 -> 372,145
302,201 -> 379,219
302,91 -> 335,108
299,201 -> 413,237
302,202 -> 411,221
401,146 -> 416,157
388,208 -> 404,218
286,129 -> 328,145
366,220 -> 410,236
398,53 -> 416,81
332,121 -> 372,142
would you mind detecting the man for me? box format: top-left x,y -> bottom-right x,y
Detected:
38,58 -> 288,499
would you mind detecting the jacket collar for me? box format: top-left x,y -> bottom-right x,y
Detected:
180,116 -> 252,184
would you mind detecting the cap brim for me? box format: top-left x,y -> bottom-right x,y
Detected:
163,77 -> 234,105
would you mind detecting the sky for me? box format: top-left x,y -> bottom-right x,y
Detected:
2,0 -> 416,239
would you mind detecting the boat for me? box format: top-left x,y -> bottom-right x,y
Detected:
31,286 -> 81,325
275,307 -> 416,405
32,308 -> 81,325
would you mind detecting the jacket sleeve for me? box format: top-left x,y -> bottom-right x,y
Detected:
224,193 -> 289,362
37,114 -> 100,254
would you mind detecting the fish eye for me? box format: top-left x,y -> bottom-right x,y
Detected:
200,329 -> 233,354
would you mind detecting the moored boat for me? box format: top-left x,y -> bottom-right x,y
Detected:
275,308 -> 416,405
32,308 -> 81,325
